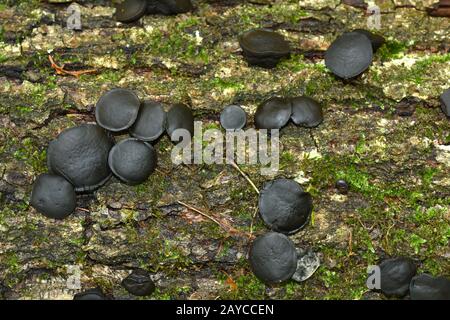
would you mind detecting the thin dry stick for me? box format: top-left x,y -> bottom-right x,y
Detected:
248,206 -> 259,240
229,160 -> 259,195
177,200 -> 223,227
48,55 -> 97,78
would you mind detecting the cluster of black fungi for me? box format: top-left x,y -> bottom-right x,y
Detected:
29,3 -> 450,299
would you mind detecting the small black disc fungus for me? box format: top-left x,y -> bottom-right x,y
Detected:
95,88 -> 141,132
47,124 -> 114,192
147,0 -> 194,15
115,0 -> 147,23
130,100 -> 167,141
166,103 -> 194,143
239,28 -> 291,68
353,29 -> 386,52
30,174 -> 76,220
290,96 -> 323,128
410,274 -> 450,300
108,138 -> 157,185
73,288 -> 107,300
220,105 -> 247,130
378,257 -> 417,297
122,269 -> 156,296
325,32 -> 373,79
249,232 -> 298,284
440,87 -> 450,117
259,178 -> 312,234
254,97 -> 292,129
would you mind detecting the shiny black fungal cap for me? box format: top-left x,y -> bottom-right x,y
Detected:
95,88 -> 141,132
115,0 -> 147,23
325,32 -> 373,79
47,124 -> 114,192
166,103 -> 194,143
440,87 -> 450,117
73,288 -> 107,300
220,105 -> 247,130
290,96 -> 323,128
353,29 -> 386,52
147,0 -> 194,15
122,269 -> 156,296
258,178 -> 312,234
130,100 -> 166,141
30,174 -> 76,220
378,257 -> 417,297
249,232 -> 298,284
335,179 -> 349,194
239,28 -> 291,68
108,138 -> 157,185
254,97 -> 292,129
410,274 -> 450,300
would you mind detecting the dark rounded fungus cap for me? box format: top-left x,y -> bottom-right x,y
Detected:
147,0 -> 194,15
353,29 -> 386,52
258,178 -> 312,234
410,274 -> 450,300
108,138 -> 157,185
130,100 -> 166,141
47,124 -> 114,192
220,105 -> 247,130
95,88 -> 141,132
254,97 -> 292,129
115,0 -> 147,23
122,269 -> 156,296
290,96 -> 323,128
73,288 -> 107,300
440,87 -> 450,117
249,232 -> 298,284
377,257 -> 417,297
239,28 -> 290,68
30,174 -> 76,220
166,103 -> 194,143
325,32 -> 373,79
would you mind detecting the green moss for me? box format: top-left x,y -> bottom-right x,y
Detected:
13,137 -> 47,173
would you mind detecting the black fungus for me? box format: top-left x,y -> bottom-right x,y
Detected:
220,105 -> 247,130
166,103 -> 194,143
239,28 -> 291,68
95,88 -> 141,132
108,138 -> 157,185
73,288 -> 107,300
130,100 -> 167,141
410,274 -> 450,300
290,96 -> 323,128
147,0 -> 194,15
122,269 -> 156,296
325,32 -> 373,79
440,87 -> 450,117
258,178 -> 312,234
378,257 -> 417,297
115,0 -> 147,23
335,179 -> 349,194
249,232 -> 298,284
30,174 -> 76,220
47,124 -> 114,192
254,97 -> 292,129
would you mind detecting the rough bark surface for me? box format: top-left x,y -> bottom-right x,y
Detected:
0,0 -> 449,299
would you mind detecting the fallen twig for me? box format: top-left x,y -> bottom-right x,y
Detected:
229,160 -> 260,195
48,55 -> 97,78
